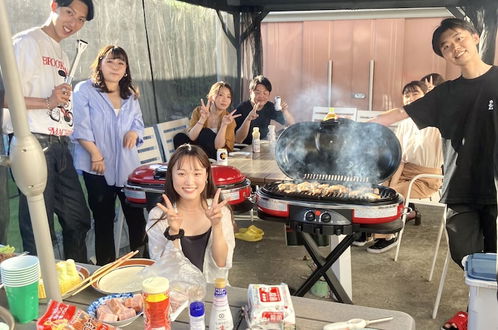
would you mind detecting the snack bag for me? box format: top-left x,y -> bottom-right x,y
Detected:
246,284 -> 296,329
37,300 -> 119,330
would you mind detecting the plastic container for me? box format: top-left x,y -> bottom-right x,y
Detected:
252,127 -> 260,153
209,278 -> 233,330
464,253 -> 497,330
142,277 -> 171,330
189,301 -> 205,330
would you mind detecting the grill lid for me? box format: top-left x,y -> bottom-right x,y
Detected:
275,119 -> 401,183
127,163 -> 246,186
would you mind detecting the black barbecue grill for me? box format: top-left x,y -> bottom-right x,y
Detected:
256,118 -> 405,303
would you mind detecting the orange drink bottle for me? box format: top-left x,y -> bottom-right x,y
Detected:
142,277 -> 171,330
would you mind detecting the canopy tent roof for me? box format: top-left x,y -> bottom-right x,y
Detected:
179,0 -> 472,12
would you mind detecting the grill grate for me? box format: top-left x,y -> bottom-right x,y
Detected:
262,181 -> 398,204
303,173 -> 369,183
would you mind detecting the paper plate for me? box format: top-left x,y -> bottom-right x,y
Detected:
87,292 -> 142,327
92,259 -> 155,294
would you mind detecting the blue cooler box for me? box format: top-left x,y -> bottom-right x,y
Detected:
464,253 -> 497,330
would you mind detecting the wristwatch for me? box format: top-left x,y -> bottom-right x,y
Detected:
163,226 -> 185,241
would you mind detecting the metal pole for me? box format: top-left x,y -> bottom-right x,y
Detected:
368,60 -> 375,111
327,60 -> 333,107
0,1 -> 61,301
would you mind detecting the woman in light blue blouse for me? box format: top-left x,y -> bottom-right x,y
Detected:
72,45 -> 146,265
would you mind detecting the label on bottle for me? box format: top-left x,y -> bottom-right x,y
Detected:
144,292 -> 171,330
210,287 -> 233,330
217,148 -> 228,165
253,139 -> 261,153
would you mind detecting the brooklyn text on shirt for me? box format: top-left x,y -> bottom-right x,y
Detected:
42,56 -> 68,73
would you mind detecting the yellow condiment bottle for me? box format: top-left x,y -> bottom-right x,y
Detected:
323,107 -> 337,121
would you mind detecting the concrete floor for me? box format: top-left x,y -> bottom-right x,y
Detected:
230,205 -> 468,329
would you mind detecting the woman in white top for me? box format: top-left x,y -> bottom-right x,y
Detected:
366,81 -> 443,253
146,144 -> 235,283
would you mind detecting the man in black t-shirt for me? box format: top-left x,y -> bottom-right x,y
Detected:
372,18 -> 497,273
235,75 -> 295,144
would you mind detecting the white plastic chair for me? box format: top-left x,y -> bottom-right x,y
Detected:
392,173 -> 450,318
155,118 -> 189,161
115,126 -> 163,257
136,126 -> 163,165
312,106 -> 357,122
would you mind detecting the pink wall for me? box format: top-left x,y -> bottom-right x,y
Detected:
261,17 -> 497,122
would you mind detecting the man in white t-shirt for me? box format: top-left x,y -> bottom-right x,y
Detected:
3,0 -> 94,262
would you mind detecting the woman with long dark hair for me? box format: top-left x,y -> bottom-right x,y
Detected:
146,144 -> 235,283
72,45 -> 146,265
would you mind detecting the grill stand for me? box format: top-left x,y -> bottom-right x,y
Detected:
259,212 -> 404,304
295,231 -> 357,303
294,220 -> 404,303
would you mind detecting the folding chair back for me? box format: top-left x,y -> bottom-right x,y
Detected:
137,126 -> 163,165
155,118 -> 189,161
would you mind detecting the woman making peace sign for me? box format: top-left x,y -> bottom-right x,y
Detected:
146,144 -> 235,282
173,81 -> 241,159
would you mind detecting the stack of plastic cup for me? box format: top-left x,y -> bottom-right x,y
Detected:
0,255 -> 40,323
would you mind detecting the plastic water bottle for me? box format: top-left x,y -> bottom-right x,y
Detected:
189,301 -> 205,330
209,278 -> 233,330
268,124 -> 276,143
252,127 -> 260,153
274,96 -> 282,111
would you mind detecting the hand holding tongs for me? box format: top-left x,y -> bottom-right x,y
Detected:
323,316 -> 393,330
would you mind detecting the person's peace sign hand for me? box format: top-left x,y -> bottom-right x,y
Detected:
200,99 -> 211,122
247,102 -> 261,121
424,75 -> 435,92
205,188 -> 228,227
221,110 -> 241,126
157,194 -> 183,233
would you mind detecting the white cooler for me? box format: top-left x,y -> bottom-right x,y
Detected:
464,253 -> 498,330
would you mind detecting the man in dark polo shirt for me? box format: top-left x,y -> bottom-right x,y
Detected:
234,75 -> 295,144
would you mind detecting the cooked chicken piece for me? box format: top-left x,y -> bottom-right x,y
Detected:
326,185 -> 348,194
364,192 -> 381,200
278,182 -> 295,191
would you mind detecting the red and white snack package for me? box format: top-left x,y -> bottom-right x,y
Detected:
37,300 -> 119,330
246,284 -> 296,329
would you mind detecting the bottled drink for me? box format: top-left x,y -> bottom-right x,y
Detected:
189,301 -> 205,330
268,124 -> 276,143
142,277 -> 171,330
323,108 -> 337,121
252,127 -> 261,153
209,278 -> 233,330
274,96 -> 282,111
